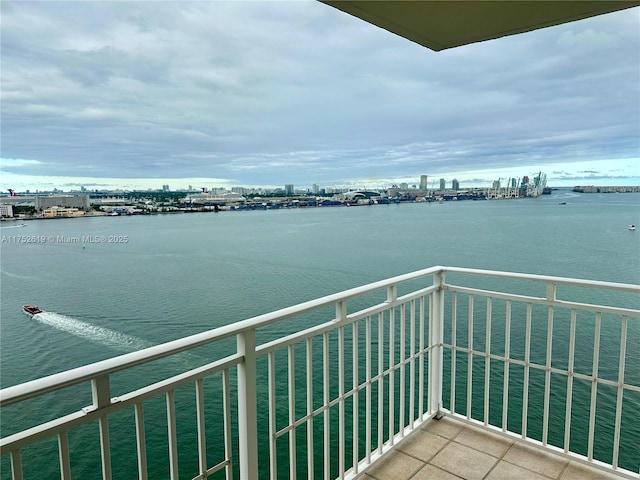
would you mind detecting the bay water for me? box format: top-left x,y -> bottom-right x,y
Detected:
1,190 -> 639,478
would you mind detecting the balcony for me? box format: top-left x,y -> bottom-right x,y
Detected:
1,266 -> 639,479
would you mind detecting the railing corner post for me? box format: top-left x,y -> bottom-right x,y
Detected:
237,330 -> 259,480
429,270 -> 445,416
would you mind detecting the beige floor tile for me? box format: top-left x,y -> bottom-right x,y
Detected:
413,464 -> 463,480
454,426 -> 514,458
366,450 -> 425,480
559,461 -> 624,480
486,461 -> 553,480
397,430 -> 449,462
422,417 -> 463,439
431,441 -> 498,480
503,443 -> 568,478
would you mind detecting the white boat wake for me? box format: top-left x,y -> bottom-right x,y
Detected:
32,312 -> 204,366
0,223 -> 28,229
33,312 -> 154,353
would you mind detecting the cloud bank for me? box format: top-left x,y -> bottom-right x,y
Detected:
1,1 -> 638,190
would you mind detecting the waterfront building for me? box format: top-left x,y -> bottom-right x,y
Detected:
420,175 -> 428,191
34,195 -> 90,211
439,178 -> 446,190
41,207 -> 85,218
285,184 -> 294,195
185,192 -> 245,205
0,204 -> 14,217
452,178 -> 460,191
573,185 -> 640,193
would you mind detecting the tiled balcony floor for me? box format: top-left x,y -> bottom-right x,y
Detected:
361,416 -> 626,480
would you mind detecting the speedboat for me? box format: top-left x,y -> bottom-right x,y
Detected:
22,305 -> 43,316
630,225 -> 636,231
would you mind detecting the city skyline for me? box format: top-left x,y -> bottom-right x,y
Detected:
1,2 -> 638,192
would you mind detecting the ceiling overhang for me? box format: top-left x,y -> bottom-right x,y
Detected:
320,1 -> 640,51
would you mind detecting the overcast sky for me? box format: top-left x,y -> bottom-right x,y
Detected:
1,1 -> 639,191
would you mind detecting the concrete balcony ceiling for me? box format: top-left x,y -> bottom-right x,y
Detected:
320,1 -> 640,51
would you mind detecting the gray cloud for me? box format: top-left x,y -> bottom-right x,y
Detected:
1,1 -> 638,188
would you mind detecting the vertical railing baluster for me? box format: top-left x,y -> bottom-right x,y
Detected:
388,296 -> 395,444
195,379 -> 207,479
588,312 -> 601,461
418,295 -> 425,421
409,299 -> 416,428
522,303 -> 532,439
484,297 -> 492,426
236,330 -> 258,480
338,324 -> 345,479
288,344 -> 297,479
166,390 -> 179,480
336,301 -> 346,479
542,304 -> 554,445
466,295 -> 474,420
58,431 -> 71,480
386,286 -> 397,445
365,315 -> 372,463
92,375 -> 112,480
450,292 -> 457,415
377,311 -> 384,453
563,310 -> 577,453
222,369 -> 232,480
502,300 -> 511,432
399,303 -> 406,437
268,352 -> 277,479
10,450 -> 23,480
612,315 -> 627,469
352,321 -> 359,474
323,332 -> 330,480
134,402 -> 148,480
306,338 -> 314,479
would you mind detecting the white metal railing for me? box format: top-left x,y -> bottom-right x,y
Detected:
1,267 -> 639,479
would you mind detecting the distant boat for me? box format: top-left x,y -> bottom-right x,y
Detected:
22,305 -> 42,316
630,225 -> 636,231
559,202 -> 567,205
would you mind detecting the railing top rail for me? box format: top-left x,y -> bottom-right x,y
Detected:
1,265 -> 443,406
442,266 -> 640,293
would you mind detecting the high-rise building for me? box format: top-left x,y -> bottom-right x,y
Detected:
420,175 -> 428,191
312,184 -> 319,194
439,178 -> 446,190
452,179 -> 460,191
285,184 -> 294,195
